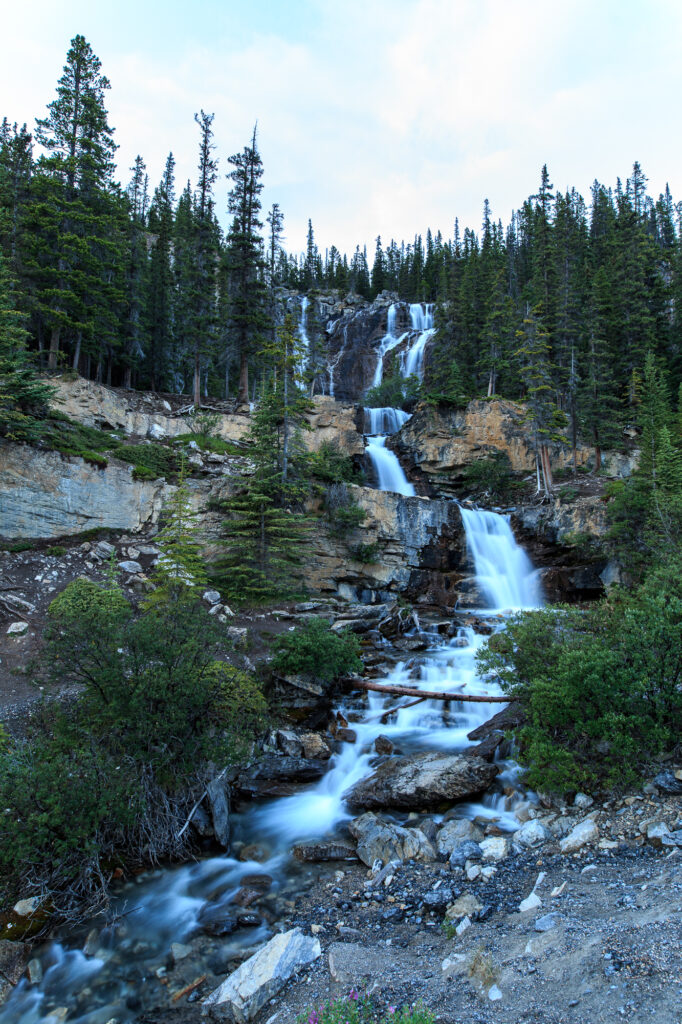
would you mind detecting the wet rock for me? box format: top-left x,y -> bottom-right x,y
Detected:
292,839 -> 358,862
198,906 -> 240,937
374,734 -> 394,755
238,844 -> 270,864
344,752 -> 498,811
560,818 -> 599,854
348,812 -> 436,866
234,756 -> 328,799
276,730 -> 332,760
171,942 -> 192,963
206,773 -> 231,849
337,728 -> 357,743
203,927 -> 321,1021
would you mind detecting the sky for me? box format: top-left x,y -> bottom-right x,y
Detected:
3,0 -> 682,258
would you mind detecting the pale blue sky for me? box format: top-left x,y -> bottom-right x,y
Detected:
3,1 -> 682,256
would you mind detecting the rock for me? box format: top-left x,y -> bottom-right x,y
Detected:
455,916 -> 471,936
422,888 -> 454,909
0,940 -> 29,1000
118,559 -> 142,573
27,957 -> 43,984
203,928 -> 321,1021
480,837 -> 510,862
348,812 -> 436,866
12,898 -> 41,917
448,841 -> 483,869
660,830 -> 682,848
646,822 -> 672,848
299,733 -> 332,760
488,984 -> 503,1001
653,770 -> 682,795
233,757 -> 328,799
519,892 -> 542,913
466,863 -> 482,881
226,627 -> 247,645
374,734 -> 394,755
292,840 -> 358,862
445,893 -> 482,920
171,942 -> 193,963
203,590 -> 222,605
513,820 -> 551,849
574,792 -> 594,809
6,622 -> 28,636
560,818 -> 599,854
344,752 -> 498,811
437,818 -> 484,856
95,540 -> 116,559
534,913 -> 562,932
336,728 -> 357,743
207,773 -> 231,848
190,804 -> 214,838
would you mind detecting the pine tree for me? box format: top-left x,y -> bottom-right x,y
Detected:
147,153 -> 175,389
225,125 -> 269,404
266,202 -> 284,283
147,464 -> 209,603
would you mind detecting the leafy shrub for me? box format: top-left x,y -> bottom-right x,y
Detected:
352,542 -> 380,564
310,440 -> 358,484
477,561 -> 682,792
557,485 -> 578,503
299,992 -> 434,1024
461,453 -> 515,500
270,617 -> 363,685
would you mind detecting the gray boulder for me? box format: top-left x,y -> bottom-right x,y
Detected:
206,773 -> 231,848
348,812 -> 436,866
448,840 -> 482,869
234,756 -> 328,799
344,752 -> 498,810
203,928 -> 321,1021
437,818 -> 484,856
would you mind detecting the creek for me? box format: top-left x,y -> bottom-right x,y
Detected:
1,444 -> 543,1023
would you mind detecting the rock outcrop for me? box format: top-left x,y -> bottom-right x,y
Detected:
343,751 -> 499,810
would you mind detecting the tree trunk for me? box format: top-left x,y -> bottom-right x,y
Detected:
238,351 -> 249,405
352,679 -> 508,703
193,346 -> 201,408
539,444 -> 554,495
123,366 -> 132,389
48,326 -> 60,371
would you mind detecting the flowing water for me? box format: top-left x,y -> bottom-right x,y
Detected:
1,504 -> 543,1024
363,405 -> 414,496
401,303 -> 435,380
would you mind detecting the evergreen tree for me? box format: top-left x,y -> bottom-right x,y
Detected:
146,153 -> 175,389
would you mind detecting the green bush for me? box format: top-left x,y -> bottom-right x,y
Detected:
270,617 -> 363,685
324,483 -> 366,537
352,542 -> 380,564
310,441 -> 358,484
111,442 -> 178,481
477,561 -> 682,792
45,545 -> 66,557
461,453 -> 516,500
557,485 -> 578,503
299,993 -> 434,1024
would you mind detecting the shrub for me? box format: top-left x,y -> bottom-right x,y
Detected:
557,485 -> 578,503
270,617 -> 363,685
45,545 -> 66,557
310,441 -> 358,484
325,483 -> 366,537
477,562 -> 682,792
461,453 -> 516,500
352,542 -> 380,564
298,992 -> 435,1024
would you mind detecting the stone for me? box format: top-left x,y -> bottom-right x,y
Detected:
574,792 -> 594,809
344,752 -> 498,811
348,812 -> 436,866
203,928 -> 321,1021
6,622 -> 28,636
206,773 -> 231,848
374,734 -> 394,755
203,590 -> 222,605
560,818 -> 599,854
12,898 -> 41,917
513,820 -> 551,849
488,984 -> 503,1001
479,837 -> 510,862
27,957 -> 43,984
534,913 -> 562,932
519,892 -> 542,913
646,822 -> 672,848
171,942 -> 192,963
226,627 -> 248,646
466,864 -> 482,881
299,733 -> 332,760
234,757 -> 328,799
95,540 -> 116,559
660,830 -> 682,848
437,818 -> 484,857
445,893 -> 482,920
118,560 -> 142,573
292,840 -> 358,862
0,940 -> 29,1000
653,770 -> 682,795
455,916 -> 471,936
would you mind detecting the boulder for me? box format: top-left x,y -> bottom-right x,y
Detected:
0,940 -> 30,1002
448,841 -> 483,869
512,820 -> 551,849
559,818 -> 599,854
206,773 -> 231,848
6,622 -> 28,636
348,812 -> 436,866
343,752 -> 498,811
479,836 -> 510,862
118,559 -> 142,573
445,893 -> 483,921
653,770 -> 682,795
233,757 -> 328,799
203,928 -> 321,1021
292,839 -> 358,862
437,818 -> 484,856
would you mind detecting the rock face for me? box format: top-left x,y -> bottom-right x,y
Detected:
203,928 -> 321,1021
344,752 -> 499,810
0,442 -> 168,540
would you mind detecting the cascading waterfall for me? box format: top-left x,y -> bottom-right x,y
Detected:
401,302 -> 435,380
297,296 -> 309,381
363,404 -> 414,496
372,303 -> 408,388
2,507 -> 543,1024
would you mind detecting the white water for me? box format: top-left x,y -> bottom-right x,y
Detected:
365,435 -> 415,496
373,304 -> 408,388
365,406 -> 411,435
1,507 -> 543,1024
297,296 -> 309,382
401,302 -> 435,380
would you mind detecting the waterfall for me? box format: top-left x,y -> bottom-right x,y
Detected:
459,506 -> 543,611
365,436 -> 415,496
297,296 -> 309,381
401,302 -> 435,380
365,406 -> 410,435
372,303 -> 407,388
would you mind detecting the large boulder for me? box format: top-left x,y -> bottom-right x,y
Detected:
233,756 -> 328,799
203,928 -> 321,1021
348,812 -> 436,866
343,752 -> 498,811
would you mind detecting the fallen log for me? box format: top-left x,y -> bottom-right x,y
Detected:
171,975 -> 207,1003
352,679 -> 509,703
